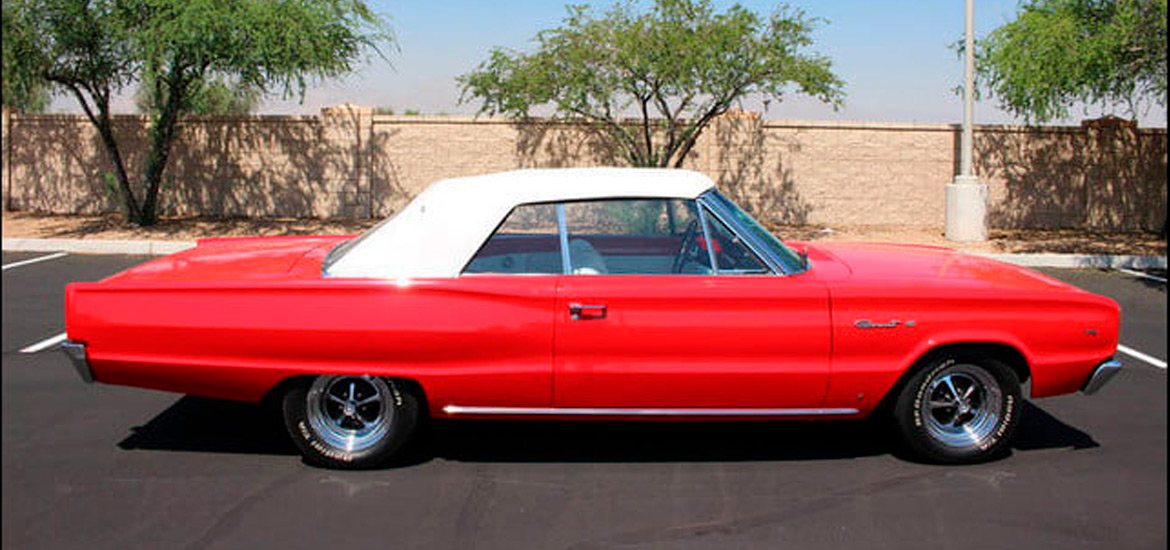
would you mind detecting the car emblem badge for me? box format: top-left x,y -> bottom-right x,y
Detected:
855,319 -> 915,329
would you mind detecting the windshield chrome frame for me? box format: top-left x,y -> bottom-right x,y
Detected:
694,204 -> 720,273
696,190 -> 808,276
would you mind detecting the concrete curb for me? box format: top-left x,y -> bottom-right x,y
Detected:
968,252 -> 1167,269
4,237 -> 1165,270
2,238 -> 195,255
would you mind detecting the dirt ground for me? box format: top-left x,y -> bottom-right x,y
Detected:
2,210 -> 1165,255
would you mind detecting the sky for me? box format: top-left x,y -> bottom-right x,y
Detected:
60,0 -> 1168,127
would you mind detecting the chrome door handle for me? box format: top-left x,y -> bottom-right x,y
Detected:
569,303 -> 607,320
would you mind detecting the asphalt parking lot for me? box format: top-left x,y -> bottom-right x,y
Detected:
3,251 -> 1166,550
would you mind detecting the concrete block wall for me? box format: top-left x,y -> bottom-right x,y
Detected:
2,105 -> 1165,231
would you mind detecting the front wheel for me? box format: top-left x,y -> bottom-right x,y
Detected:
892,355 -> 1022,464
282,375 -> 419,469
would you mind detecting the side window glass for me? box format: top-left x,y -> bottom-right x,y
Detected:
562,199 -> 713,275
703,210 -> 770,274
463,203 -> 562,274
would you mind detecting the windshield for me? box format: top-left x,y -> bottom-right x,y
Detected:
702,190 -> 807,274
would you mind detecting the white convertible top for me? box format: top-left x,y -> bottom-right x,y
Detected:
325,167 -> 716,279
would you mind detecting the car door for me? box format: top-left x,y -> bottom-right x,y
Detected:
452,202 -> 564,408
552,198 -> 831,409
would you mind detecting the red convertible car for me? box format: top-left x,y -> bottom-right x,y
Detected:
63,168 -> 1121,468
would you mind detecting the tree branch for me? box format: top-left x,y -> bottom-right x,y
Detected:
638,93 -> 655,166
568,103 -> 643,166
58,80 -> 141,219
670,95 -> 736,168
653,86 -> 695,165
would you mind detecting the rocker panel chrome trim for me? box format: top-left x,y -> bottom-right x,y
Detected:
442,406 -> 860,416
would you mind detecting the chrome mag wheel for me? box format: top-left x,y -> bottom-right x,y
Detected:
920,364 -> 1004,451
893,355 -> 1021,464
305,375 -> 395,453
283,374 -> 419,469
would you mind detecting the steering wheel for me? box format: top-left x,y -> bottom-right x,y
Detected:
671,219 -> 702,274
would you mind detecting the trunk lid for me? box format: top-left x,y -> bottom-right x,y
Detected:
101,236 -> 349,283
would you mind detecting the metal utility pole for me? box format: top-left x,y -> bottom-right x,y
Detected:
946,0 -> 988,242
961,0 -> 975,178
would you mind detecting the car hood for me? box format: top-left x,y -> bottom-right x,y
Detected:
807,242 -> 1076,292
102,236 -> 350,283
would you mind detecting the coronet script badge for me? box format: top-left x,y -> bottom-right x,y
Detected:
855,319 -> 916,329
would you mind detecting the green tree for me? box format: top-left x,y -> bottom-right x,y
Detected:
459,0 -> 844,168
975,0 -> 1167,123
134,73 -> 261,116
6,0 -> 392,226
2,3 -> 51,112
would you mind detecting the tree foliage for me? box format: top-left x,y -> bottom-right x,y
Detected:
975,0 -> 1167,123
6,0 -> 392,225
134,73 -> 261,116
459,0 -> 844,168
2,4 -> 52,112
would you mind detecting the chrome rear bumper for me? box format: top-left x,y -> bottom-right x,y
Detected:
59,341 -> 93,383
1082,358 -> 1122,395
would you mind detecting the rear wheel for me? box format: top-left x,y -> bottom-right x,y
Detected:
282,375 -> 418,469
893,355 -> 1022,463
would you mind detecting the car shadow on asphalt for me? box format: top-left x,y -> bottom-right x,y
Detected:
1010,402 -> 1100,451
118,396 -> 298,456
116,397 -> 1097,466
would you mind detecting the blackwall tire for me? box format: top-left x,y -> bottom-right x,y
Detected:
893,355 -> 1022,464
282,375 -> 419,469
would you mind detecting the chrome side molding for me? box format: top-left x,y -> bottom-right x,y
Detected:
59,341 -> 94,383
1082,359 -> 1122,395
442,406 -> 860,416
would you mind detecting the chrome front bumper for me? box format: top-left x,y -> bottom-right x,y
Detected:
1082,358 -> 1122,395
59,341 -> 94,383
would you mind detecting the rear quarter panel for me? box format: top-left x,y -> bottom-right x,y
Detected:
66,276 -> 556,415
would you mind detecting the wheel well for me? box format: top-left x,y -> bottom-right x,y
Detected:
261,374 -> 430,417
873,342 -> 1031,415
260,375 -> 314,409
391,378 -> 430,417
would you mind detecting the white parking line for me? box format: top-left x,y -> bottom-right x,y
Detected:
19,332 -> 67,354
1118,344 -> 1168,370
1117,268 -> 1167,284
2,252 -> 69,271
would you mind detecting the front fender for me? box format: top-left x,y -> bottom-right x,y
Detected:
824,327 -> 1035,413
